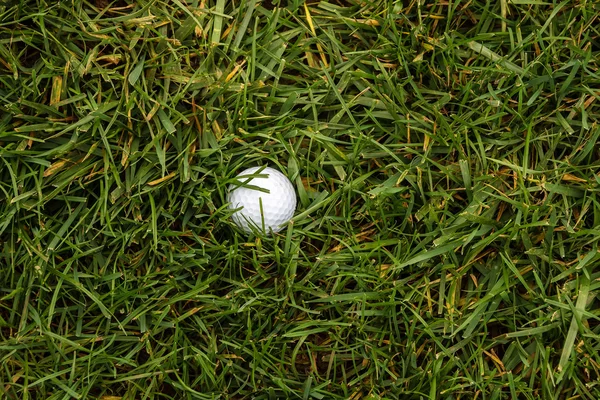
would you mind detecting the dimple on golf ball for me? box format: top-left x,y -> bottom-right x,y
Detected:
227,166 -> 297,234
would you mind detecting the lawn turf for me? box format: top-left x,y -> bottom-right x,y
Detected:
1,0 -> 600,399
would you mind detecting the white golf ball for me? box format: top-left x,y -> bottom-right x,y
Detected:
227,166 -> 297,234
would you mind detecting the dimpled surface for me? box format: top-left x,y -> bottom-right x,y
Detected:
227,166 -> 297,234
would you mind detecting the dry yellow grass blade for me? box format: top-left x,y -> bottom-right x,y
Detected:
147,171 -> 177,186
303,2 -> 328,67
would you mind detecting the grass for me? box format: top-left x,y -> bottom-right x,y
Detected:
1,0 -> 600,398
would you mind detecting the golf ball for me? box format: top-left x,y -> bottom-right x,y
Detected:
227,166 -> 297,234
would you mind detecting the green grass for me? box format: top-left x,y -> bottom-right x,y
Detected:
1,0 -> 600,398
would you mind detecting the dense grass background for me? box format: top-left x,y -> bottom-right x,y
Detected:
1,0 -> 600,398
